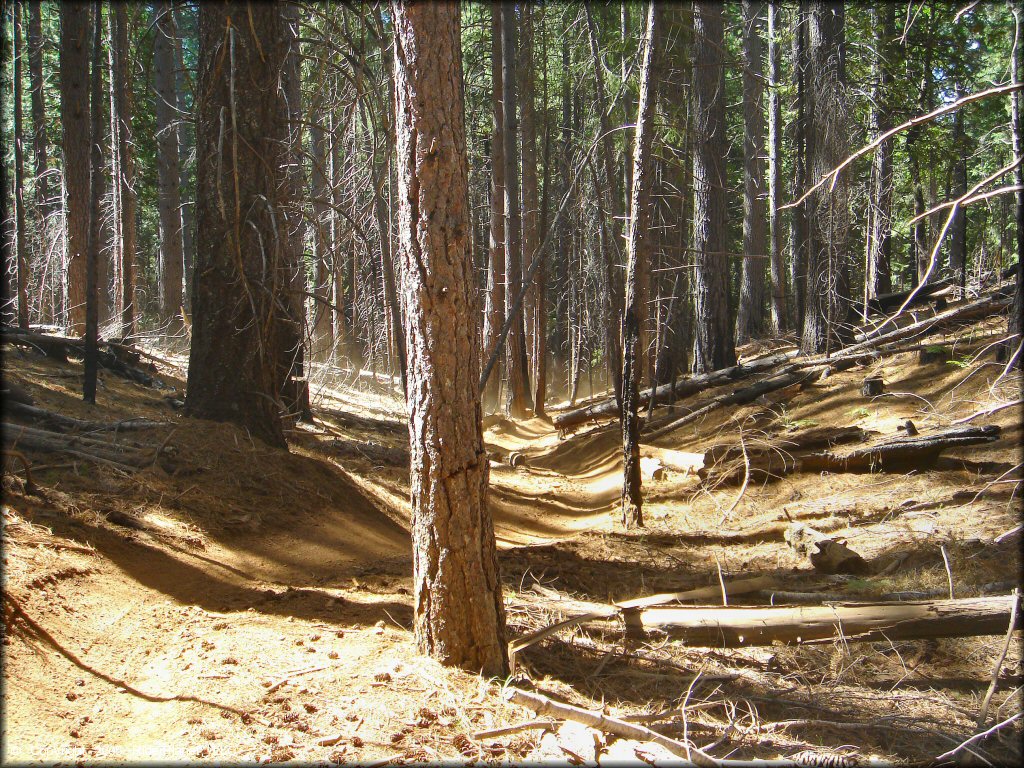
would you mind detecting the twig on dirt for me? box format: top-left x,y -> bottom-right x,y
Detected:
933,712 -> 1021,763
473,720 -> 559,740
940,545 -> 955,600
977,589 -> 1020,728
952,398 -> 1023,424
719,431 -> 751,526
264,664 -> 330,695
713,556 -> 728,606
150,427 -> 178,467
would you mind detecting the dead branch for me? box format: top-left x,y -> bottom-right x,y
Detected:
5,401 -> 166,432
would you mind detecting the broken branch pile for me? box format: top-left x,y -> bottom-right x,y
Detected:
3,421 -> 171,469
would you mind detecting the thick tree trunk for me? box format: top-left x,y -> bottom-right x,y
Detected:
766,1 -> 787,334
153,0 -> 185,330
481,1 -> 505,413
864,3 -> 893,309
692,2 -> 735,373
13,1 -> 30,329
735,0 -> 768,346
799,1 -> 850,356
185,2 -> 292,449
621,2 -> 660,530
501,2 -> 534,419
112,4 -> 137,339
60,3 -> 91,335
391,1 -> 508,677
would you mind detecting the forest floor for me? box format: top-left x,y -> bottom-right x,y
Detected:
2,309 -> 1022,765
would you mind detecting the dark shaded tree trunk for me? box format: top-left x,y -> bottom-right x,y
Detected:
153,0 -> 185,329
766,1 -> 787,334
173,3 -> 195,314
692,1 -> 735,373
112,3 -> 137,339
735,0 -> 767,345
309,103 -> 334,360
28,2 -> 54,222
864,2 -> 893,310
13,1 -> 30,329
185,1 -> 292,449
800,1 -> 850,356
83,1 -> 103,404
621,2 -> 660,529
501,2 -> 534,418
789,3 -> 808,331
482,1 -> 505,413
948,102 -> 968,293
1011,3 -> 1023,349
391,0 -> 508,678
60,3 -> 91,335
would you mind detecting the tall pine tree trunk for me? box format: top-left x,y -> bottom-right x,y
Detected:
28,2 -> 53,223
112,4 -> 137,339
1009,2 -> 1023,348
83,1 -> 103,403
692,1 -> 735,373
766,1 -> 787,334
153,0 -> 185,330
391,0 -> 507,677
501,2 -> 534,418
309,103 -> 334,360
789,3 -> 808,331
60,3 -> 91,335
173,4 -> 195,314
621,2 -> 660,529
482,1 -> 506,413
185,1 -> 292,449
735,0 -> 767,345
13,1 -> 30,329
864,2 -> 893,308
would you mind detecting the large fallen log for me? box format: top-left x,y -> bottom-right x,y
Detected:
4,401 -> 166,433
552,353 -> 792,432
800,424 -> 1001,473
628,594 -> 1021,646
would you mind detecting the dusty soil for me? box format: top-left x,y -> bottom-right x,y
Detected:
2,313 -> 1021,765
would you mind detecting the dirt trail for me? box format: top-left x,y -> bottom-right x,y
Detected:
2,321 -> 1022,763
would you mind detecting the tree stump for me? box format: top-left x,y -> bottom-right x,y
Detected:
919,346 -> 951,365
862,376 -> 884,397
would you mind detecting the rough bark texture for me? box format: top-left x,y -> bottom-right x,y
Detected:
113,4 -> 137,339
766,1 -> 787,334
948,102 -> 968,292
153,0 -> 185,327
735,0 -> 767,346
501,3 -> 533,418
692,2 -> 735,374
28,2 -> 54,221
481,2 -> 506,412
800,1 -> 850,356
83,2 -> 103,404
391,1 -> 508,677
173,8 -> 195,313
185,1 -> 292,449
309,104 -> 334,359
13,1 -> 30,329
621,2 -> 660,530
789,4 -> 808,331
1011,4 -> 1024,345
864,2 -> 893,306
60,3 -> 90,335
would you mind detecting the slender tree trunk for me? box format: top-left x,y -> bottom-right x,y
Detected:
789,3 -> 808,331
391,0 -> 508,677
185,1 -> 292,449
309,103 -> 334,360
112,4 -> 137,339
692,2 -> 735,374
28,2 -> 53,223
800,1 -> 850,356
106,8 -> 122,325
1010,2 -> 1023,348
153,0 -> 185,330
482,1 -> 506,413
584,2 -> 624,406
948,101 -> 968,293
766,1 -> 787,335
13,1 -> 30,329
735,0 -> 768,345
908,45 -> 932,287
60,3 -> 91,335
621,2 -> 660,530
83,1 -> 103,403
864,2 -> 893,309
173,3 -> 195,313
501,2 -> 534,418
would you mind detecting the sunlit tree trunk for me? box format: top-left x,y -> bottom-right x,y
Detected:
766,1 -> 787,334
112,3 -> 137,339
83,1 -> 103,403
482,1 -> 505,413
391,0 -> 508,677
13,1 -> 30,329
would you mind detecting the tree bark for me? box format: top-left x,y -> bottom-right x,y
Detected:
83,1 -> 103,404
799,1 -> 850,356
185,1 -> 292,449
864,2 -> 893,310
1011,3 -> 1023,348
501,2 -> 534,419
948,100 -> 968,293
391,1 -> 508,677
766,1 -> 787,334
692,1 -> 735,373
735,1 -> 767,346
621,2 -> 660,530
153,0 -> 185,329
60,3 -> 91,335
789,3 -> 808,331
173,3 -> 195,314
13,1 -> 30,329
309,102 -> 334,360
481,2 -> 506,413
112,4 -> 137,339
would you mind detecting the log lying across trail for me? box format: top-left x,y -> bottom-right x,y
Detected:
552,284 -> 1013,434
1,327 -> 168,389
630,594 -> 1021,647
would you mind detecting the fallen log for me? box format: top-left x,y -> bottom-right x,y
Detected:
800,424 -> 1001,473
552,352 -> 792,432
4,401 -> 166,432
853,278 -> 953,317
2,422 -> 159,468
628,594 -> 1021,646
